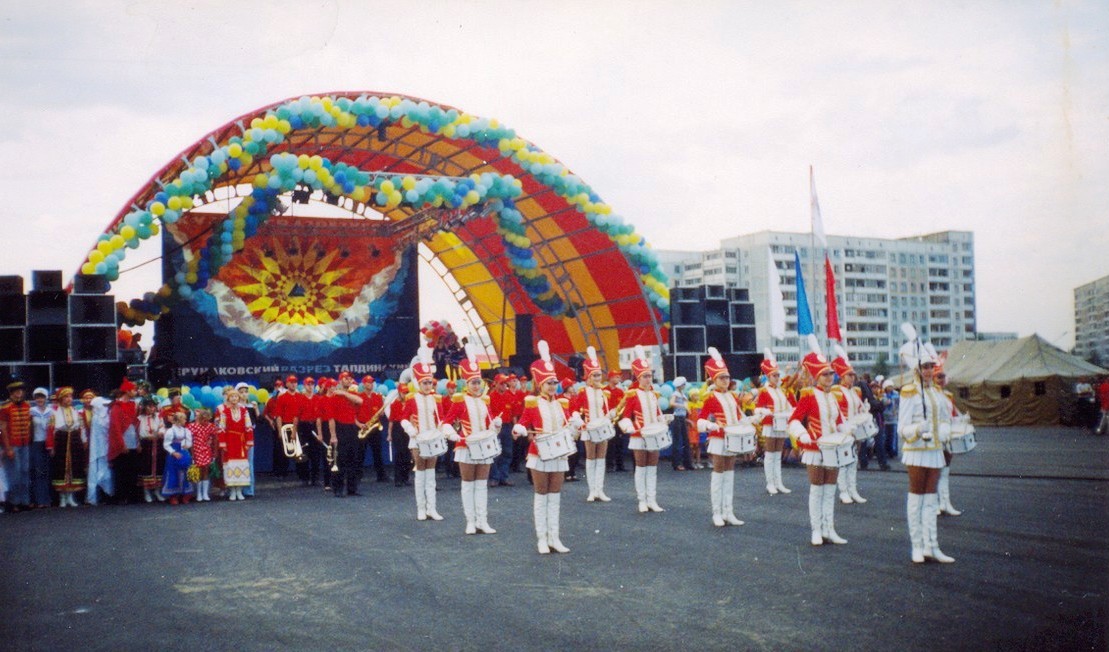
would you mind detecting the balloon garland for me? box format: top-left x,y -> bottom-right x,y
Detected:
491,198 -> 566,315
84,94 -> 669,324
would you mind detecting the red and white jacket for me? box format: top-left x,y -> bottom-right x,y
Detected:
787,387 -> 845,453
516,395 -> 570,457
618,386 -> 665,439
441,393 -> 495,450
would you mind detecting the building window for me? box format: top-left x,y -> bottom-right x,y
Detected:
1034,382 -> 1046,396
1000,386 -> 1012,399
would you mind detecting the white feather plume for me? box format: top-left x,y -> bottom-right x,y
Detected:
806,334 -> 822,357
708,346 -> 723,363
900,322 -> 918,343
833,343 -> 849,364
763,347 -> 776,367
417,346 -> 432,366
538,340 -> 551,363
586,346 -> 599,366
465,341 -> 478,366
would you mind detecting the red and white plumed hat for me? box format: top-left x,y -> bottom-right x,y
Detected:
530,340 -> 558,386
801,334 -> 833,379
630,345 -> 652,379
582,346 -> 602,377
760,348 -> 779,376
459,342 -> 482,382
704,346 -> 729,381
831,343 -> 854,378
411,345 -> 435,383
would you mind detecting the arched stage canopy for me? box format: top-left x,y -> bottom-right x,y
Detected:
79,92 -> 670,368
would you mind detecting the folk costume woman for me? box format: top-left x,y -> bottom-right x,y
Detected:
898,324 -> 955,564
698,348 -> 766,527
831,344 -> 869,505
569,346 -> 614,503
514,341 -> 579,554
218,387 -> 254,502
188,409 -> 219,502
755,348 -> 795,495
617,345 -> 669,514
136,398 -> 166,503
787,336 -> 849,546
442,344 -> 500,535
161,411 -> 194,505
399,347 -> 447,521
47,388 -> 87,507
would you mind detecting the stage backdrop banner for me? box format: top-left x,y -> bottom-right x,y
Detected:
154,214 -> 418,383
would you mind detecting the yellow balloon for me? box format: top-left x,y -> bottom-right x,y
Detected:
298,154 -> 310,169
401,176 -> 416,191
167,196 -> 183,211
228,143 -> 243,157
150,223 -> 160,236
120,225 -> 136,240
381,180 -> 395,194
110,235 -> 125,249
89,250 -> 105,264
150,202 -> 165,216
97,240 -> 113,255
81,262 -> 96,275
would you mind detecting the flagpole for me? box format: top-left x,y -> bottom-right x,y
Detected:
809,165 -> 819,356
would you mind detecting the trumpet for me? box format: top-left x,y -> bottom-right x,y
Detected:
279,423 -> 306,462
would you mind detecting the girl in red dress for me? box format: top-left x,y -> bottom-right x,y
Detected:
218,388 -> 254,502
136,399 -> 165,503
188,409 -> 219,502
616,345 -> 669,514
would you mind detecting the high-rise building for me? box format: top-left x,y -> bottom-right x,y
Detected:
660,230 -> 976,371
1074,274 -> 1109,366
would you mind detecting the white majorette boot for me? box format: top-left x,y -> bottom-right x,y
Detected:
144,489 -> 154,503
809,484 -> 824,545
534,493 -> 550,554
585,457 -> 596,502
415,469 -> 428,520
425,470 -> 443,521
773,452 -> 791,494
634,466 -> 648,513
474,481 -> 496,533
594,459 -> 611,502
710,471 -> 725,527
907,493 -> 925,563
546,493 -> 570,553
938,467 -> 961,516
838,464 -> 854,504
923,493 -> 955,563
461,480 -> 477,534
646,466 -> 664,512
848,463 -> 866,504
764,453 -> 778,495
722,470 -> 744,525
195,483 -> 204,503
822,483 -> 847,544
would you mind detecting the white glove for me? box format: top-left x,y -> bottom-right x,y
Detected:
753,408 -> 772,420
401,420 -> 417,437
618,418 -> 634,434
697,419 -> 719,433
568,413 -> 584,429
799,431 -> 813,445
512,424 -> 527,439
441,423 -> 460,442
787,420 -> 808,442
937,422 -> 952,443
491,416 -> 503,430
664,414 -> 674,424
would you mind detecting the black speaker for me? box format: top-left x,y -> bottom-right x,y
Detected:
73,274 -> 111,294
53,362 -> 127,397
673,326 -> 706,353
0,363 -> 51,392
26,325 -> 68,362
27,292 -> 67,326
0,328 -> 25,363
508,314 -> 536,369
32,270 -> 63,292
70,326 -> 118,362
69,295 -> 116,325
0,276 -> 23,295
0,295 -> 25,327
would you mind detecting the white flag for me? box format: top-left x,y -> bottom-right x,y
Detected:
810,165 -> 827,248
766,247 -> 787,339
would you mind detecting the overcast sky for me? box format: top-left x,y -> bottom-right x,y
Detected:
1,1 -> 1106,350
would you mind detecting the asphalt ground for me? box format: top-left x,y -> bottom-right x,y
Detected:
1,426 -> 1107,652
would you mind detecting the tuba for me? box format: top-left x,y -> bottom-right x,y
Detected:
279,423 -> 306,462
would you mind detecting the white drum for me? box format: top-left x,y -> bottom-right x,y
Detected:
639,423 -> 673,451
818,431 -> 857,467
416,430 -> 448,458
772,412 -> 790,434
583,418 -> 616,443
723,423 -> 756,454
535,428 -> 576,461
949,418 -> 977,454
465,429 -> 501,461
852,415 -> 878,441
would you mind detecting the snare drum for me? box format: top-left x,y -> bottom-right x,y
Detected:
416,430 -> 448,458
723,423 -> 756,454
771,412 -> 790,435
639,423 -> 673,451
465,429 -> 501,461
535,428 -> 576,461
852,415 -> 877,441
584,418 -> 616,443
818,432 -> 856,467
949,418 -> 977,454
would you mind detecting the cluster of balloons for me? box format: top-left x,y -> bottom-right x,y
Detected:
84,93 -> 668,327
419,319 -> 456,348
493,198 -> 565,315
